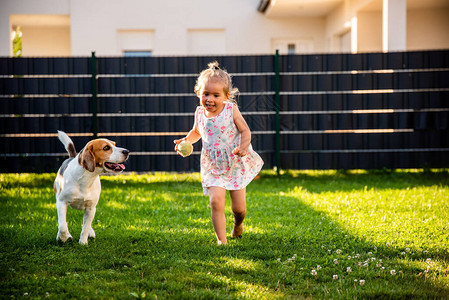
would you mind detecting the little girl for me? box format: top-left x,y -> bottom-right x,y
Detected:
174,61 -> 264,245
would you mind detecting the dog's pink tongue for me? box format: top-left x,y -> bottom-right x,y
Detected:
106,162 -> 126,171
113,163 -> 125,171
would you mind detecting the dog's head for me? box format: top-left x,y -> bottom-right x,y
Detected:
79,138 -> 129,173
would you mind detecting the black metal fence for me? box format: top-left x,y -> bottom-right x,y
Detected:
1,50 -> 448,173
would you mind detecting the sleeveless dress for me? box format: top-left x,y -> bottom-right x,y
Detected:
195,102 -> 264,195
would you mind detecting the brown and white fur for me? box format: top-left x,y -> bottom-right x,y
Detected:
54,131 -> 129,245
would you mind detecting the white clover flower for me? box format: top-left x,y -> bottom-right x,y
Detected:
336,249 -> 342,254
311,270 -> 317,276
333,259 -> 338,264
406,248 -> 410,252
426,258 -> 432,264
333,275 -> 338,280
368,252 -> 372,256
277,258 -> 281,263
347,267 -> 352,273
328,250 -> 332,254
390,270 -> 396,275
354,279 -> 358,282
356,253 -> 361,259
360,279 -> 365,285
348,256 -> 352,260
401,252 -> 406,255
317,265 -> 322,270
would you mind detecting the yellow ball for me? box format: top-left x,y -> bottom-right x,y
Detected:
177,141 -> 193,157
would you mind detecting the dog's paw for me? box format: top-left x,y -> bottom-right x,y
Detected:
79,238 -> 89,245
57,232 -> 73,243
88,228 -> 96,239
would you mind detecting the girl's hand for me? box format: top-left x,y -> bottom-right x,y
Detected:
173,138 -> 186,152
232,146 -> 248,157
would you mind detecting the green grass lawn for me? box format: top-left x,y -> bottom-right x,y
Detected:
1,170 -> 448,299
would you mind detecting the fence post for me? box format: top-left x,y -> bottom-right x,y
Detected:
91,51 -> 98,138
274,49 -> 281,175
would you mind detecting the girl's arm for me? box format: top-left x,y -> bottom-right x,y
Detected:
174,123 -> 201,150
232,104 -> 251,157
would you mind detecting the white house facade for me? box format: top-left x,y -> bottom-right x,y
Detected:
0,0 -> 448,57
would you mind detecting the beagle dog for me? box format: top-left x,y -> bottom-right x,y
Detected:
54,131 -> 129,245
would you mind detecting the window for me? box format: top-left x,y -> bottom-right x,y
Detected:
287,44 -> 296,55
123,50 -> 152,57
117,30 -> 154,56
272,38 -> 313,54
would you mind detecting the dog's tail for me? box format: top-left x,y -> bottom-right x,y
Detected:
57,131 -> 77,158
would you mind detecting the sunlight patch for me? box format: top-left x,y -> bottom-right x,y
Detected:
188,217 -> 209,225
106,201 -> 127,209
206,273 -> 276,298
41,203 -> 55,210
245,225 -> 266,235
222,257 -> 259,273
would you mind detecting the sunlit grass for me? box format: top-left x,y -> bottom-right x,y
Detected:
0,170 -> 448,298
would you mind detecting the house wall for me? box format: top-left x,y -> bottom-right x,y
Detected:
22,26 -> 71,56
357,11 -> 382,52
68,0 -> 326,56
0,0 -> 70,55
407,8 -> 449,50
0,0 -> 447,57
0,0 -> 326,56
325,0 -> 374,53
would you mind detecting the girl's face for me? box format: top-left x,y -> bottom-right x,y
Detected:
198,78 -> 229,115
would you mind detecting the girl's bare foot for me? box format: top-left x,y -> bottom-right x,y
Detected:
232,223 -> 243,238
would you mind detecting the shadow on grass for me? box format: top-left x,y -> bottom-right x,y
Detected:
257,169 -> 449,193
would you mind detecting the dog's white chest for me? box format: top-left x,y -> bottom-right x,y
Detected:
57,175 -> 101,210
68,196 -> 97,210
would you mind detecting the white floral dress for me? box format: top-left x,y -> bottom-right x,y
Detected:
195,102 -> 264,195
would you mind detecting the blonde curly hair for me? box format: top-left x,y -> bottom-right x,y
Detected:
194,61 -> 239,103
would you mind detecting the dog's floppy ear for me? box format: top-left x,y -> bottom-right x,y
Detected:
79,144 -> 96,172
